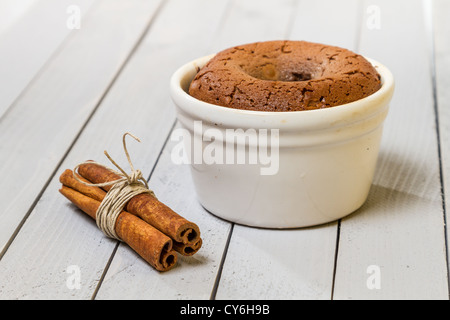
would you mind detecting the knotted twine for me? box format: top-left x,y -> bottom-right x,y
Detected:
73,133 -> 155,241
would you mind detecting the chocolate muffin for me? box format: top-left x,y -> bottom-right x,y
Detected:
189,40 -> 381,111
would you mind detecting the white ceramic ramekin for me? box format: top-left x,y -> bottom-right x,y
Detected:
170,54 -> 394,228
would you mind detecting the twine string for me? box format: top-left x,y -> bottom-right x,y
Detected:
73,133 -> 155,240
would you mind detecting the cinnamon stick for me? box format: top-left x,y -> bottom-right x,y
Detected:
60,169 -> 106,202
60,169 -> 202,256
77,162 -> 201,246
174,238 -> 203,257
59,185 -> 177,272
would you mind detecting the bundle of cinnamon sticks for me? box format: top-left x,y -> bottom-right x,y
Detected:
59,162 -> 202,272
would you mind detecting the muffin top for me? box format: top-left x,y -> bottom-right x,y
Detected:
189,40 -> 381,111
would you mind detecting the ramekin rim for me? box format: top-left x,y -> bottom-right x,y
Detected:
170,53 -> 395,124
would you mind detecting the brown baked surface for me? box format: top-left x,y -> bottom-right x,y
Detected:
188,40 -> 382,111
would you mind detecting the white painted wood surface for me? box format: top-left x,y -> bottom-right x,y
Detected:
434,0 -> 450,271
0,0 -> 95,118
333,0 -> 448,300
0,0 -> 448,300
216,0 -> 360,300
0,0 -> 163,254
0,0 -> 38,36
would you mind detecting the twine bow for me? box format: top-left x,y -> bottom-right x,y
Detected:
73,133 -> 155,240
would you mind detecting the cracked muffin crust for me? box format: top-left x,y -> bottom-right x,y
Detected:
188,40 -> 382,111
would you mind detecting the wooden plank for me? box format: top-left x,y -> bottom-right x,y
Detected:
289,0 -> 361,49
95,125 -> 232,299
91,0 -> 233,299
0,0 -> 229,300
333,0 -> 448,299
95,0 -> 300,299
210,0 -> 297,51
434,0 -> 450,276
90,0 -> 298,299
214,0 -> 361,300
0,0 -> 96,118
0,0 -> 163,263
218,224 -> 339,299
0,0 -> 38,36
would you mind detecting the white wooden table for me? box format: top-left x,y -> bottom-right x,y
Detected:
0,0 -> 449,300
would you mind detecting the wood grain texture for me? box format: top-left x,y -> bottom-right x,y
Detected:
210,0 -> 296,51
0,0 -> 230,300
0,0 -> 448,300
214,0 -> 361,300
99,0 -> 299,299
96,0 -> 297,299
289,0 -> 361,49
333,0 -> 448,299
0,0 -> 163,254
0,0 -> 95,118
434,0 -> 450,273
95,125 -> 232,299
0,0 -> 164,299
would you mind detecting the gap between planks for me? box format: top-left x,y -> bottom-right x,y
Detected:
330,0 -> 365,300
427,0 -> 450,298
94,0 -> 303,300
90,116 -> 178,299
332,0 -> 448,299
0,0 -> 167,263
0,0 -> 236,300
0,0 -> 96,121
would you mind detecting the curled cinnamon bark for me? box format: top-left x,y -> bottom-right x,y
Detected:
60,169 -> 202,256
174,238 -> 203,257
60,169 -> 106,201
77,162 -> 201,246
59,185 -> 177,272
